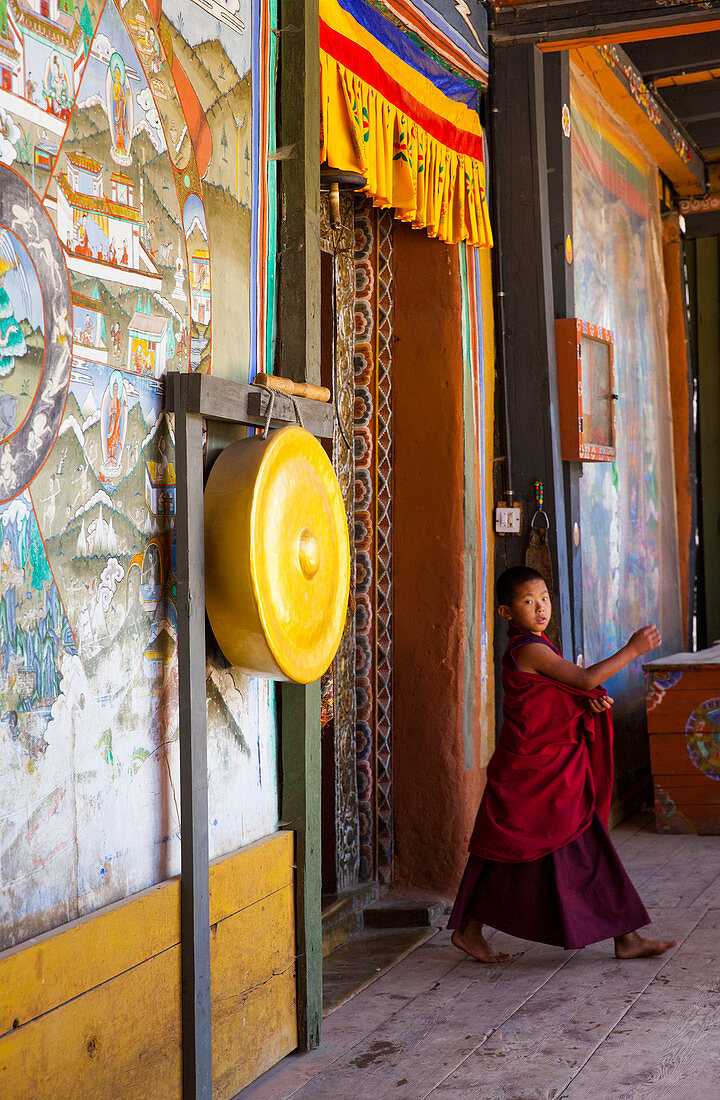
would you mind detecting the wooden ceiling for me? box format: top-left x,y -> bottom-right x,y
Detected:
624,36 -> 720,160
489,4 -> 720,184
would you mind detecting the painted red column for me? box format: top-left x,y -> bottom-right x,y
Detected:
391,224 -> 486,898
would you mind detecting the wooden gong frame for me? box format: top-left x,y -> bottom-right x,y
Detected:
166,371 -> 333,1097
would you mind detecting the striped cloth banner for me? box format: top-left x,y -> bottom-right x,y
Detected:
320,0 -> 493,248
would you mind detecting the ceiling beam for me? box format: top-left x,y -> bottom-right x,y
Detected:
624,34 -> 720,78
682,116 -> 720,148
677,193 -> 720,234
491,2 -> 720,48
678,193 -> 720,235
573,43 -> 707,192
658,79 -> 720,124
684,211 -> 720,235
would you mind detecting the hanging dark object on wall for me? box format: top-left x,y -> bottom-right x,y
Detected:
525,480 -> 561,649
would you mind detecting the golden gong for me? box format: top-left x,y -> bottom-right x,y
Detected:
204,425 -> 350,683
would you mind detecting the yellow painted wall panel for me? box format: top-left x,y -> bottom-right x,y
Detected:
214,968 -> 297,1100
0,880 -> 181,1037
211,888 -> 296,1004
0,946 -> 183,1100
209,830 -> 294,924
0,831 -> 293,1034
0,835 -> 297,1098
212,890 -> 297,1098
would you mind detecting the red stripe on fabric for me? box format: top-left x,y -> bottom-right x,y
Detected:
320,20 -> 485,160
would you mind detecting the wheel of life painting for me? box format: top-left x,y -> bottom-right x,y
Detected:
686,698 -> 720,781
0,166 -> 72,504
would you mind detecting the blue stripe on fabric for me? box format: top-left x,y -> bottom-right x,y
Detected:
335,0 -> 479,108
409,0 -> 488,76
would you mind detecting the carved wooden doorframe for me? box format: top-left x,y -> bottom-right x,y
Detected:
320,192 -> 359,892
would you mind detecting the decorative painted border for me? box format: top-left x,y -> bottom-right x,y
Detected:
353,197 -> 377,882
596,43 -> 697,168
353,199 -> 394,884
321,193 -> 359,891
375,208 -> 394,883
0,165 -> 72,504
251,0 -> 277,378
470,247 -> 489,717
679,194 -> 720,215
458,242 -> 494,768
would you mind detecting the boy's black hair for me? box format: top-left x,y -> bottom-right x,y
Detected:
496,566 -> 545,607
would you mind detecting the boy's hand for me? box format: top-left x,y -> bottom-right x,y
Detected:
628,624 -> 661,658
588,696 -> 613,714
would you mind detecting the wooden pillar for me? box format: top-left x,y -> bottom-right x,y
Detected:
489,42 -> 572,656
544,50 -> 584,663
281,682 -> 322,1049
320,194 -> 359,893
175,406 -> 212,1100
278,0 -> 323,1052
692,236 -> 720,648
279,0 -> 321,387
167,369 -> 334,1090
663,213 -> 697,649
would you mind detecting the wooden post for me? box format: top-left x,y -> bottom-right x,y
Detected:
491,1 -> 720,47
692,237 -> 720,648
281,681 -> 322,1049
685,230 -> 699,645
278,0 -> 324,1051
166,360 -> 333,1084
279,0 -> 321,387
489,42 -> 573,657
174,405 -> 212,1100
543,50 -> 584,663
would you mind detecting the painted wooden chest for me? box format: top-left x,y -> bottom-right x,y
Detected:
644,644 -> 720,833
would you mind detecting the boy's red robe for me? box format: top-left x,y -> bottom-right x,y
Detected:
469,626 -> 614,863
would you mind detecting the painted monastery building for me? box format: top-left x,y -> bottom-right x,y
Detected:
57,152 -> 143,266
0,0 -> 83,126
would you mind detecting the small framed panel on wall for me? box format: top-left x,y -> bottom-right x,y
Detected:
555,318 -> 616,462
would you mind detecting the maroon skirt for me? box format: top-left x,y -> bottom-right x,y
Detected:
448,814 -> 649,949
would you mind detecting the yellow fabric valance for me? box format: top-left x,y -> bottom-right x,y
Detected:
320,0 -> 493,249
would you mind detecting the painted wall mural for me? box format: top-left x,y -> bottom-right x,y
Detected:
0,0 -> 277,950
571,66 -> 682,788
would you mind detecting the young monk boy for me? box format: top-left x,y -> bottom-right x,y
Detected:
449,565 -> 676,963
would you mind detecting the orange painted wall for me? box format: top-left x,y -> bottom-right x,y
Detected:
663,213 -> 693,647
391,224 -> 487,899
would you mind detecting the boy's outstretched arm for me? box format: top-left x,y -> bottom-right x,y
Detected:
514,625 -> 662,690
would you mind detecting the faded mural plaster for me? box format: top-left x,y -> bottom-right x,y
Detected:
0,0 -> 276,950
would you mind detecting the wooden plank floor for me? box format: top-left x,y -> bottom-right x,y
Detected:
239,815 -> 720,1100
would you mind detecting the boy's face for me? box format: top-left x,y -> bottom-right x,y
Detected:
498,578 -> 551,635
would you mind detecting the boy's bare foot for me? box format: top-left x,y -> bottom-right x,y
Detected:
451,920 -> 511,964
614,930 -> 677,959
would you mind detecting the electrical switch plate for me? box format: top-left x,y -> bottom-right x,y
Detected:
495,506 -> 521,535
